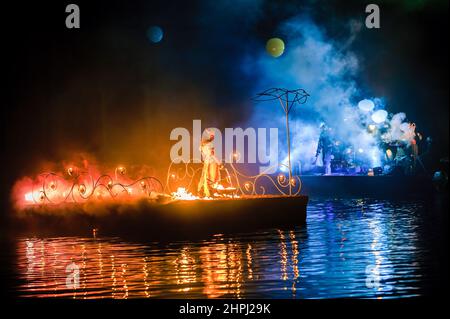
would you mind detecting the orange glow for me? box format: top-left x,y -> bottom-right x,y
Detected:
290,178 -> 296,187
11,160 -> 164,210
24,192 -> 34,202
17,236 -> 255,298
171,187 -> 202,200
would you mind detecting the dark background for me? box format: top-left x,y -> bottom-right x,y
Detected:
0,0 -> 448,303
2,0 -> 449,210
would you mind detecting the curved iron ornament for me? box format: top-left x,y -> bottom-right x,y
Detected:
164,156 -> 302,197
29,171 -> 163,205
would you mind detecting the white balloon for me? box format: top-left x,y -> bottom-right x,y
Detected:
371,110 -> 388,123
358,99 -> 375,112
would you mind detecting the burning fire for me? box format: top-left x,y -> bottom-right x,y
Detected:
171,187 -> 203,201
12,158 -> 244,211
170,186 -> 239,201
12,161 -> 165,210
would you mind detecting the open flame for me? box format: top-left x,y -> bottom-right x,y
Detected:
12,162 -> 165,210
13,158 -> 249,211
211,184 -> 238,198
171,187 -> 202,201
170,186 -> 239,201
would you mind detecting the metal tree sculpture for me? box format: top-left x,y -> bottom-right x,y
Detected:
252,88 -> 310,195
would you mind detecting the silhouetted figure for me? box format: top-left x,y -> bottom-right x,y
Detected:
314,123 -> 334,175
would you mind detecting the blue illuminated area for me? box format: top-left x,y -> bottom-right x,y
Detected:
245,18 -> 422,176
147,25 -> 164,43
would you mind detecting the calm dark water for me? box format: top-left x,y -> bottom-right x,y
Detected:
12,198 -> 445,299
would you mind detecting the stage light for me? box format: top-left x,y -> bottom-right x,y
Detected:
277,174 -> 286,184
67,167 -> 74,176
386,149 -> 393,160
368,124 -> 376,132
358,148 -> 364,153
373,167 -> 383,176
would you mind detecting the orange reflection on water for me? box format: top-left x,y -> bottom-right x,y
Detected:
173,247 -> 197,292
17,232 -> 301,299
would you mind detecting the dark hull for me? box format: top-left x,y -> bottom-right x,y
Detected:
12,195 -> 309,240
299,175 -> 434,198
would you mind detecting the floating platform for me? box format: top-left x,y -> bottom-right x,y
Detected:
298,175 -> 433,198
11,195 -> 309,240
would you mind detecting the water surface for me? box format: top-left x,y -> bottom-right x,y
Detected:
14,198 -> 442,298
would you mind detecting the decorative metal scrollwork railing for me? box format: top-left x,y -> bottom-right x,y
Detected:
23,156 -> 302,207
164,156 -> 302,197
28,170 -> 163,205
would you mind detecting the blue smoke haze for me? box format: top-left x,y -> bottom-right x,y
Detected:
240,14 -> 411,172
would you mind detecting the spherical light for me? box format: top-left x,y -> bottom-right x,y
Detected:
266,38 -> 285,58
371,110 -> 388,123
358,99 -> 375,112
147,26 -> 163,43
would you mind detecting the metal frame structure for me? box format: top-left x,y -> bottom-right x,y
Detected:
252,88 -> 310,195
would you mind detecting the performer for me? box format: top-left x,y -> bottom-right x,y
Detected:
197,129 -> 221,197
403,122 -> 422,173
314,123 -> 334,175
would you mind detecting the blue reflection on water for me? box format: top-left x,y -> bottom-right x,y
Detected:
16,198 -> 438,299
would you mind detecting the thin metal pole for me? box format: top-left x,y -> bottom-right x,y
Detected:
285,107 -> 292,195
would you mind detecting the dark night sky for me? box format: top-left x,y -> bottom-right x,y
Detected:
3,0 -> 449,207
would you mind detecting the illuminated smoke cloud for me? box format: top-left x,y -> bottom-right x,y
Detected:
11,154 -> 163,211
244,15 -> 413,171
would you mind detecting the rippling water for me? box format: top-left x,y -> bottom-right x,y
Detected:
14,198 -> 441,299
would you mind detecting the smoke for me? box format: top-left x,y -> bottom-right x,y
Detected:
11,154 -> 164,211
244,14 -> 413,172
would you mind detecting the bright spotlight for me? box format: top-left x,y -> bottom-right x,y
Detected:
386,149 -> 394,160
